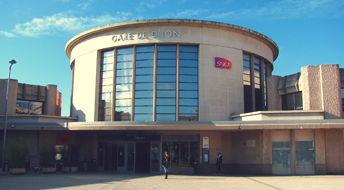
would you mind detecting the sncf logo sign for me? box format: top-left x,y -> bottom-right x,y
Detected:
215,57 -> 232,69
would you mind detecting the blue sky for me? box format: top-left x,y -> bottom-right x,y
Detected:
0,0 -> 343,116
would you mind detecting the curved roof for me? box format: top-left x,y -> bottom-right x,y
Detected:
65,19 -> 279,61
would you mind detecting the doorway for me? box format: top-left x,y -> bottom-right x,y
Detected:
162,140 -> 199,174
272,141 -> 291,174
135,142 -> 150,173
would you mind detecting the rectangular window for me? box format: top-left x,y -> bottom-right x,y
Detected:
16,100 -> 29,114
100,44 -> 199,122
282,92 -> 303,110
134,45 -> 154,121
99,50 -> 114,121
115,47 -> 133,121
179,45 -> 198,121
156,45 -> 177,121
16,100 -> 43,115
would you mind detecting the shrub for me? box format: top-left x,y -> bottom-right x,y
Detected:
60,146 -> 71,167
40,145 -> 57,168
8,139 -> 29,168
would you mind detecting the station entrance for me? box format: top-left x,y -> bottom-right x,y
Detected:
97,134 -> 199,174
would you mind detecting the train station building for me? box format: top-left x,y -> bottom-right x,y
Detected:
1,19 -> 343,175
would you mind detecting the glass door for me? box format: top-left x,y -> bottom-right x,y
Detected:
117,144 -> 125,172
179,142 -> 189,173
151,142 -> 160,173
296,141 -> 315,174
189,141 -> 198,174
126,142 -> 135,173
161,141 -> 171,173
272,142 -> 291,174
170,141 -> 180,173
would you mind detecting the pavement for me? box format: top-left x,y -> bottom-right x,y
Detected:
0,172 -> 344,190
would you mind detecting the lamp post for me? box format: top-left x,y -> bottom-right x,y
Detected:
2,59 -> 16,173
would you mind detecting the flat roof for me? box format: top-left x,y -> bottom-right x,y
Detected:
65,19 -> 279,61
2,119 -> 343,131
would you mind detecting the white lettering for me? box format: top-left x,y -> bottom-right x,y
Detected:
137,32 -> 142,39
112,30 -> 180,42
118,34 -> 124,41
173,31 -> 180,37
216,61 -> 231,67
165,30 -> 172,37
123,33 -> 128,40
142,31 -> 147,38
152,31 -> 157,38
112,36 -> 118,42
128,33 -> 134,40
134,136 -> 145,140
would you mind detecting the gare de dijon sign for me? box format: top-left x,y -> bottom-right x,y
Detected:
112,30 -> 180,42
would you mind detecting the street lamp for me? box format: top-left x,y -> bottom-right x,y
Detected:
2,59 -> 16,174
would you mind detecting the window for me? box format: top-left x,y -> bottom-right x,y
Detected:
243,54 -> 270,113
99,44 -> 199,121
16,100 -> 43,115
115,47 -> 133,121
178,45 -> 198,121
134,45 -> 154,121
156,45 -> 177,121
243,54 -> 252,113
99,50 -> 114,121
282,92 -> 303,110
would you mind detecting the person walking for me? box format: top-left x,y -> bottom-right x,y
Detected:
215,152 -> 222,175
162,152 -> 170,179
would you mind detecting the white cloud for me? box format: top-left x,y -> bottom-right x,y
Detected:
77,2 -> 91,10
0,31 -> 15,37
207,0 -> 344,19
9,12 -> 133,37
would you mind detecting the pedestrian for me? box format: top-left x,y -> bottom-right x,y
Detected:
162,152 -> 170,179
215,152 -> 222,175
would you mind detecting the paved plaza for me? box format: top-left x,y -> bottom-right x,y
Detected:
0,172 -> 343,190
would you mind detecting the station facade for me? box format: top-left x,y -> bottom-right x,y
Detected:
1,19 -> 343,175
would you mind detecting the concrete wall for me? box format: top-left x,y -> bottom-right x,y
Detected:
71,51 -> 99,122
0,79 -> 61,116
301,65 -> 342,119
45,85 -> 61,116
3,131 -> 39,158
262,130 -> 272,175
315,129 -> 326,174
198,44 -> 244,120
0,79 -> 18,115
325,129 -> 344,174
267,76 -> 281,111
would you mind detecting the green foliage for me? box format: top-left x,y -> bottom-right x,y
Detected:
60,146 -> 71,167
39,145 -> 57,168
70,144 -> 80,167
8,139 -> 29,168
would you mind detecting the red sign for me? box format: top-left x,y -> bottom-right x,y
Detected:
215,57 -> 232,69
57,133 -> 69,145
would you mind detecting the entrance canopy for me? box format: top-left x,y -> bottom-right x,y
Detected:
2,119 -> 344,131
